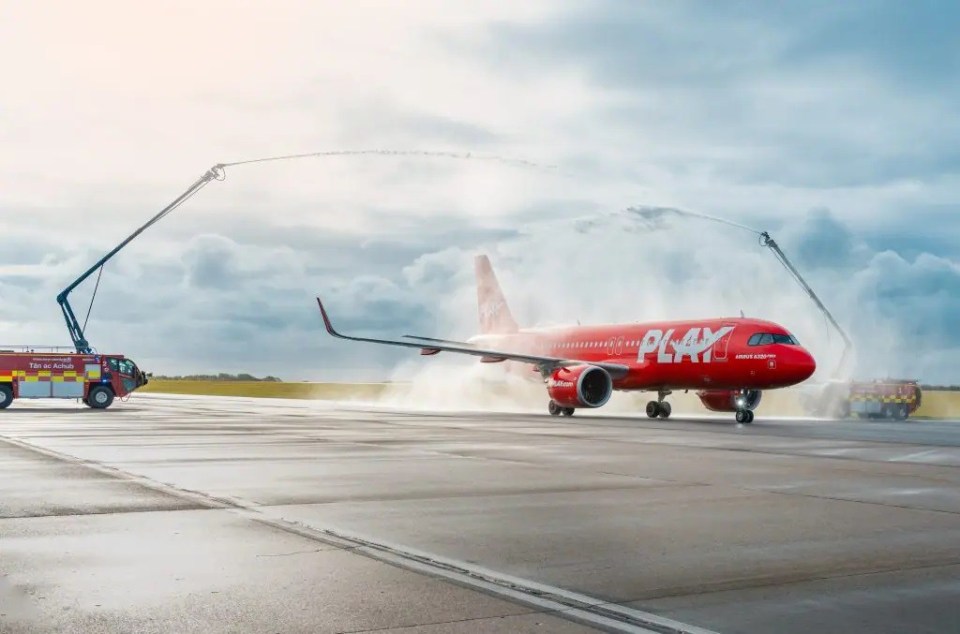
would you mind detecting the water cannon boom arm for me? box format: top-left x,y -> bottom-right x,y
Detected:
759,231 -> 853,375
57,165 -> 226,353
54,148 -> 550,354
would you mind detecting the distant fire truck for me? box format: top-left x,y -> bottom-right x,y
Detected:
0,348 -> 148,410
843,379 -> 922,419
803,379 -> 922,420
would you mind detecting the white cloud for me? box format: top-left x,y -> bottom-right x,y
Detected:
1,1 -> 957,388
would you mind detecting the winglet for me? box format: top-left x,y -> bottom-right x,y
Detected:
316,296 -> 340,338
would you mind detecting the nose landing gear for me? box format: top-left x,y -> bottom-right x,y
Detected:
733,388 -> 758,423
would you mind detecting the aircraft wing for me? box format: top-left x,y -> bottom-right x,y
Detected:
316,297 -> 630,379
401,334 -> 477,346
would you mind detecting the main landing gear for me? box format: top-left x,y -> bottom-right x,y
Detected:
735,409 -> 754,424
548,400 -> 575,417
646,390 -> 672,419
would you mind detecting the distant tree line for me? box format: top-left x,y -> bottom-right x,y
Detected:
153,373 -> 282,382
921,384 -> 960,391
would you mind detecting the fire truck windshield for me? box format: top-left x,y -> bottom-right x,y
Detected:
119,359 -> 135,375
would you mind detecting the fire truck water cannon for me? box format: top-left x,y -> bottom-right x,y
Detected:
2,149 -> 554,411
626,206 -> 921,420
758,231 -> 854,378
56,165 -> 226,356
0,165 -> 228,411
756,233 -> 922,419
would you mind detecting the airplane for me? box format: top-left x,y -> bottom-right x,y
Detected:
315,254 -> 817,423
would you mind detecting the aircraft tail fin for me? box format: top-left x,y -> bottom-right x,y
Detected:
475,254 -> 519,334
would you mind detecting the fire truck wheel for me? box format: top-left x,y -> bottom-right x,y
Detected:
0,384 -> 12,409
896,404 -> 909,420
87,386 -> 114,410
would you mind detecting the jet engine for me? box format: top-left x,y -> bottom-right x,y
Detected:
697,389 -> 762,412
547,365 -> 613,408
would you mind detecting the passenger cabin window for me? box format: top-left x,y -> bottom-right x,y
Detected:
107,358 -> 120,371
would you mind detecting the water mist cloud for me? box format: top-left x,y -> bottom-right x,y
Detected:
386,206 -> 956,396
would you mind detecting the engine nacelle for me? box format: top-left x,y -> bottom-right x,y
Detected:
697,389 -> 762,412
547,365 -> 613,408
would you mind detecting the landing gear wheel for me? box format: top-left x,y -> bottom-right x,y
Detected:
658,401 -> 672,419
87,386 -> 114,410
736,410 -> 753,424
548,400 -> 561,416
0,384 -> 12,410
646,401 -> 661,418
562,407 -> 575,417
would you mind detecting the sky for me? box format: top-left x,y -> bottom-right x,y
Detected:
1,0 -> 958,384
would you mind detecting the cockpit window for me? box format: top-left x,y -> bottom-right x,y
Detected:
748,332 -> 799,346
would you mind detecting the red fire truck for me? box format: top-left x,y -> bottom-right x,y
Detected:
843,379 -> 922,420
0,164 -> 216,412
802,378 -> 922,420
0,348 -> 148,410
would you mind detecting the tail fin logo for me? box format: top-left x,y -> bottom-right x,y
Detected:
479,299 -> 506,324
475,254 -> 519,335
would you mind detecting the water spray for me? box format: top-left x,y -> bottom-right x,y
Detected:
625,205 -> 762,235
623,205 -> 854,379
58,149 -> 553,354
218,149 -> 559,173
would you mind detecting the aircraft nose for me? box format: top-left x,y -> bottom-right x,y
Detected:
792,347 -> 817,382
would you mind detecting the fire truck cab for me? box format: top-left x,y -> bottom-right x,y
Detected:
0,349 -> 148,410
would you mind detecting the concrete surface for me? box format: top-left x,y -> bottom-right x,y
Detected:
2,394 -> 960,633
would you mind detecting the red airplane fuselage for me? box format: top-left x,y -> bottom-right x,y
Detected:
316,254 -> 817,422
468,317 -> 816,392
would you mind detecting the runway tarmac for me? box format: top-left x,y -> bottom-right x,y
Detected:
3,394 -> 960,633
